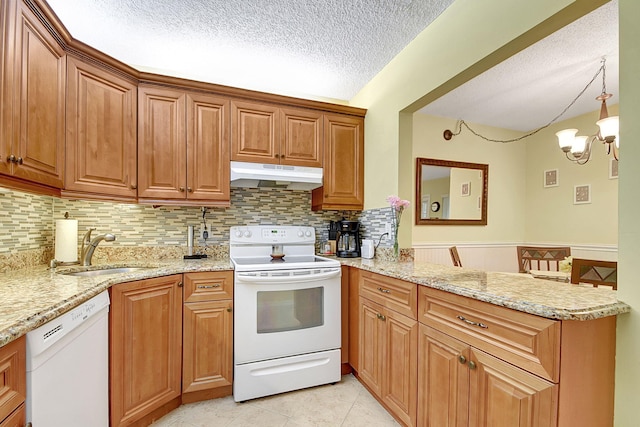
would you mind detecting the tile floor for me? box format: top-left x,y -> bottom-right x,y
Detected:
152,374 -> 400,426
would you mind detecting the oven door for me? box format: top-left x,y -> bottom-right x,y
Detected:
234,267 -> 341,365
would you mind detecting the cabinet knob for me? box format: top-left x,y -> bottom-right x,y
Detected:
227,307 -> 232,312
458,355 -> 467,364
187,187 -> 193,193
130,184 -> 137,190
178,281 -> 183,287
16,156 -> 23,165
179,186 -> 185,192
376,313 -> 386,321
468,360 -> 477,370
7,154 -> 15,163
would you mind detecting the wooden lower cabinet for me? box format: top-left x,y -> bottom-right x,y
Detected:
109,275 -> 183,427
0,336 -> 25,426
359,297 -> 417,427
182,271 -> 234,402
418,325 -> 557,427
0,404 -> 25,427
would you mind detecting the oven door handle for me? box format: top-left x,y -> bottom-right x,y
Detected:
235,269 -> 341,283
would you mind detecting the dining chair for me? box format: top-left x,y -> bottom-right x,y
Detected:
449,246 -> 462,267
517,246 -> 571,273
570,258 -> 617,290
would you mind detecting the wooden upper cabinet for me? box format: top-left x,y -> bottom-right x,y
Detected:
231,100 -> 279,164
231,101 -> 323,167
0,0 -> 65,189
279,107 -> 322,167
138,85 -> 230,206
138,85 -> 186,200
312,114 -> 364,211
64,56 -> 137,201
187,93 -> 230,202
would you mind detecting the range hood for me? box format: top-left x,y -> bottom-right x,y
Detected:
230,161 -> 323,191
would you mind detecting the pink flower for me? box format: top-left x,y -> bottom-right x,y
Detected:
386,195 -> 410,212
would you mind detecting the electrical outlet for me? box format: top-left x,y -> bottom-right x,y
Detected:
384,223 -> 392,236
200,224 -> 208,240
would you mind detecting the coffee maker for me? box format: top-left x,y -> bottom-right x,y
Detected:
336,219 -> 361,258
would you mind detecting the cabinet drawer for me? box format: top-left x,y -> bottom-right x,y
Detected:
359,271 -> 417,319
184,271 -> 233,302
0,337 -> 26,423
418,287 -> 560,382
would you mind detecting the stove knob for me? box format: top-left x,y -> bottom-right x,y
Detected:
235,230 -> 243,238
243,230 -> 252,238
297,230 -> 304,237
305,230 -> 312,237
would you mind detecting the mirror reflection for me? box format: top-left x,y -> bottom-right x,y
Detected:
415,158 -> 488,225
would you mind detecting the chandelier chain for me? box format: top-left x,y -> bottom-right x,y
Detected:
450,59 -> 607,143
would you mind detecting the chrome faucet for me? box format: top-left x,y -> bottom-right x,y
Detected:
81,228 -> 116,266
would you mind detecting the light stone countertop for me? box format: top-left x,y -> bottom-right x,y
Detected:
0,257 -> 630,347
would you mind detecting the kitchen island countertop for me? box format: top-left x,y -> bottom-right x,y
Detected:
0,256 -> 629,347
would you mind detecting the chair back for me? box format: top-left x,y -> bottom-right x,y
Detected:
517,246 -> 571,273
570,258 -> 617,290
449,246 -> 462,267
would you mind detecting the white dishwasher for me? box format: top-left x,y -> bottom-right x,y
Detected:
26,290 -> 110,427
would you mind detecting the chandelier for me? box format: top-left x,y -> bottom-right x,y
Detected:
556,58 -> 619,165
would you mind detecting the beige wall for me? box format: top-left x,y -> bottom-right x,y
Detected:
616,0 -> 639,424
449,167 -> 482,220
411,114 -> 527,244
524,105 -> 619,246
421,176 -> 449,220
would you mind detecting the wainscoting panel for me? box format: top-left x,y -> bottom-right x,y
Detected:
413,243 -> 618,273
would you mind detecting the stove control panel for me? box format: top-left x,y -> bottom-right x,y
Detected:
230,226 -> 316,245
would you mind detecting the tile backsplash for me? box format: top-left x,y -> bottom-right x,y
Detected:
0,186 -> 398,270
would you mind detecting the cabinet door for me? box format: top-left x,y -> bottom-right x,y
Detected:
0,0 -> 15,178
382,308 -> 418,427
110,275 -> 183,427
10,0 -> 65,188
312,114 -> 364,210
418,325 -> 469,427
469,349 -> 558,427
359,297 -> 384,397
280,107 -> 322,167
187,93 -> 230,202
65,56 -> 137,200
183,300 -> 233,393
231,100 -> 279,164
0,404 -> 25,427
0,336 -> 25,424
138,85 -> 186,200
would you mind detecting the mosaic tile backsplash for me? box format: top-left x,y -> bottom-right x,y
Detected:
0,186 -> 401,269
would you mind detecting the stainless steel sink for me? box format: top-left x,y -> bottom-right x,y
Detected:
61,267 -> 151,277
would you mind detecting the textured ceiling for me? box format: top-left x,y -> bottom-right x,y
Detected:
46,0 -> 618,131
419,0 -> 619,132
46,0 -> 455,101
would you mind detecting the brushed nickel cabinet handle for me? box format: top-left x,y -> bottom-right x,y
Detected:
377,287 -> 391,294
456,315 -> 488,329
197,284 -> 220,289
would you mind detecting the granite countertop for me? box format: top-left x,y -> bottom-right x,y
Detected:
340,258 -> 630,321
0,257 -> 630,347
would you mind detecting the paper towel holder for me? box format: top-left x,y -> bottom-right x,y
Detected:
50,212 -> 81,269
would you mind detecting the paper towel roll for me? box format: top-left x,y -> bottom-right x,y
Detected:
55,219 -> 78,262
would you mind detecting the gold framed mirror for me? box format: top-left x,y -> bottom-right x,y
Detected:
415,158 -> 488,225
